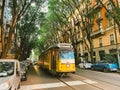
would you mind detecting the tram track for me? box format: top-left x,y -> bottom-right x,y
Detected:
69,74 -> 104,90
57,74 -> 104,90
69,73 -> 120,90
74,71 -> 120,88
57,77 -> 77,90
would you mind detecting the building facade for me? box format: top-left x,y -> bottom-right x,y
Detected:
62,0 -> 120,64
89,0 -> 120,63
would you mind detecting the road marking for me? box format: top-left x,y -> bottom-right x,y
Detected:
20,80 -> 97,90
83,79 -> 97,84
66,81 -> 85,85
20,82 -> 65,90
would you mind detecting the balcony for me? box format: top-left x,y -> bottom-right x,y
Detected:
91,28 -> 105,38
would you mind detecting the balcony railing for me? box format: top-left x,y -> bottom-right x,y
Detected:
91,28 -> 105,38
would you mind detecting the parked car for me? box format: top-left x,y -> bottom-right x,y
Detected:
79,61 -> 92,69
91,60 -> 118,72
0,59 -> 21,90
24,60 -> 31,70
20,62 -> 27,81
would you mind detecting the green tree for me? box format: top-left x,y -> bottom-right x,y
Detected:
37,0 -> 69,53
15,0 -> 46,60
0,0 -> 33,58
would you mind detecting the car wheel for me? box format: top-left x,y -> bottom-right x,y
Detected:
91,67 -> 94,70
103,67 -> 108,72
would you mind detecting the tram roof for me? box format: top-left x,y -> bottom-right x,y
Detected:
39,43 -> 73,56
49,43 -> 73,50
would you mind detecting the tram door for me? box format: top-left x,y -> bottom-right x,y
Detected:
51,50 -> 56,72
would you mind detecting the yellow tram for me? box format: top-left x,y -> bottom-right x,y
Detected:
38,43 -> 76,76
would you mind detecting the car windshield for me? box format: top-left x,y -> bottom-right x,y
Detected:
0,62 -> 14,77
59,50 -> 74,59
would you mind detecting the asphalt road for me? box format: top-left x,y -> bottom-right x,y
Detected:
19,65 -> 120,90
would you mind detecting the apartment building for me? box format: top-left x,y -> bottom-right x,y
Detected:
63,0 -> 120,64
89,0 -> 120,62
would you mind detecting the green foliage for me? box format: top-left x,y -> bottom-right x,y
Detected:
16,0 -> 46,60
37,0 -> 68,52
103,53 -> 118,63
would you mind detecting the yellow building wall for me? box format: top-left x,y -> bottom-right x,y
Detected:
93,28 -> 120,48
101,8 -> 108,28
93,5 -> 108,31
93,16 -> 98,31
92,0 -> 120,48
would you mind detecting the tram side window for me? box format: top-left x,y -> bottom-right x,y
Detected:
60,51 -> 74,59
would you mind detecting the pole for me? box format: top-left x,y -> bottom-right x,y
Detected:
114,20 -> 120,68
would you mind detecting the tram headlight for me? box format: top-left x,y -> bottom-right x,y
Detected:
66,64 -> 70,67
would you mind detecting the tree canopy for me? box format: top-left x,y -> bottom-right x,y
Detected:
0,0 -> 47,60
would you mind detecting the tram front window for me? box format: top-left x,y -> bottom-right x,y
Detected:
60,51 -> 74,59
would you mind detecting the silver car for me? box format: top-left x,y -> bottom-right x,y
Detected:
79,61 -> 92,69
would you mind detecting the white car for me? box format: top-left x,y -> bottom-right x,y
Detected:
79,61 -> 92,69
0,59 -> 21,90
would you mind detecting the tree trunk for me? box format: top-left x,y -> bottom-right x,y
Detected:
0,0 -> 6,58
88,36 -> 94,63
1,15 -> 18,58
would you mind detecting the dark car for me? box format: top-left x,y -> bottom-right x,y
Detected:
91,60 -> 118,72
20,62 -> 27,81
